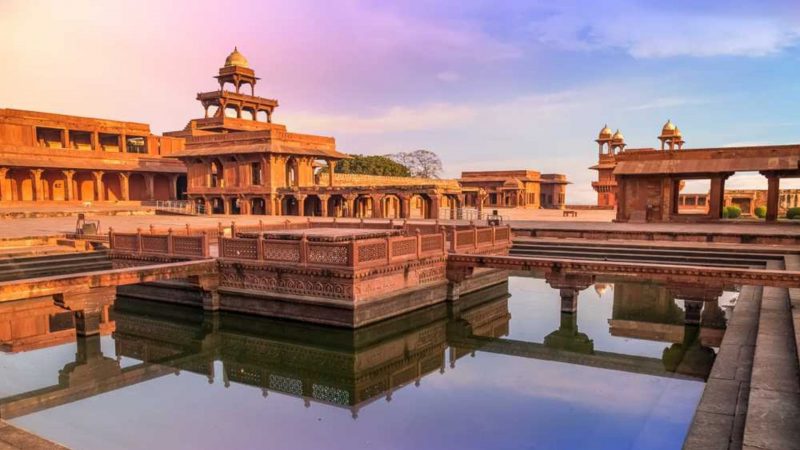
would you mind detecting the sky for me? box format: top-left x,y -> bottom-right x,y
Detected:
2,0 -> 800,202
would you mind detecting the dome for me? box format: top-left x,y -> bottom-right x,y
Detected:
224,47 -> 249,68
611,129 -> 625,143
598,124 -> 613,140
674,127 -> 682,137
661,119 -> 677,136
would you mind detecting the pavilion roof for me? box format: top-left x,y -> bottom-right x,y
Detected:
169,142 -> 349,160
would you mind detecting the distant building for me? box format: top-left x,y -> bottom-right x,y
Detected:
459,170 -> 568,210
0,109 -> 186,203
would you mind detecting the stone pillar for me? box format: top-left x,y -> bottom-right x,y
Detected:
144,173 -> 155,201
684,300 -> 703,326
74,309 -> 103,336
0,167 -> 7,201
204,197 -> 212,215
559,289 -> 579,313
63,170 -> 75,201
263,195 -> 273,215
327,160 -> 335,187
223,196 -> 231,215
765,174 -> 780,222
399,194 -> 411,219
708,176 -> 726,219
92,171 -> 105,202
429,194 -> 441,220
275,195 -> 283,216
63,129 -> 70,149
319,194 -> 330,217
344,194 -> 357,218
30,168 -> 44,201
169,174 -> 179,200
297,194 -> 307,216
371,194 -> 384,219
92,131 -> 100,151
119,172 -> 130,201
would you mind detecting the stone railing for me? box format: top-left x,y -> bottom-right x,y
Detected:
449,225 -> 512,253
219,230 -> 446,269
109,228 -> 209,258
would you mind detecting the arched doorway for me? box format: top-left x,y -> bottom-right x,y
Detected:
282,195 -> 299,216
285,157 -> 299,187
250,198 -> 266,215
382,194 -> 401,218
409,194 -> 431,219
210,159 -> 223,188
353,195 -> 374,218
102,173 -> 122,201
129,174 -> 147,201
42,170 -> 66,201
8,169 -> 34,201
327,195 -> 345,217
304,195 -> 322,217
74,172 -> 95,202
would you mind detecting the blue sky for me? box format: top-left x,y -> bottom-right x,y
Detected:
2,0 -> 800,201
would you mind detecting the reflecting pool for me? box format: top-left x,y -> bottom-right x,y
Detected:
0,274 -> 729,450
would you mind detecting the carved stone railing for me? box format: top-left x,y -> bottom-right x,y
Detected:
219,230 -> 447,269
449,225 -> 512,253
109,228 -> 209,258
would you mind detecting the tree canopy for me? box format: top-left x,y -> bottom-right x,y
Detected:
387,150 -> 443,179
331,154 -> 411,177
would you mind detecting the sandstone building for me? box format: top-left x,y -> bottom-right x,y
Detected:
459,170 -> 568,209
0,109 -> 187,204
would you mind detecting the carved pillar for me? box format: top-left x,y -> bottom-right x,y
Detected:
92,171 -> 104,202
399,194 -> 411,219
429,194 -> 441,220
297,194 -> 307,216
30,168 -> 44,201
328,159 -> 335,187
92,131 -> 100,152
223,196 -> 231,215
708,176 -> 727,219
62,170 -> 75,201
275,195 -> 283,216
263,195 -> 273,216
144,173 -> 155,200
118,172 -> 130,201
371,194 -> 384,218
74,309 -> 103,336
344,194 -> 357,218
63,129 -> 70,149
319,194 -> 330,217
765,173 -> 780,222
684,300 -> 703,326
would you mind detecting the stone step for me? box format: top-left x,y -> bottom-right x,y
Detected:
0,261 -> 113,282
0,251 -> 109,268
509,248 -> 759,268
512,241 -> 784,262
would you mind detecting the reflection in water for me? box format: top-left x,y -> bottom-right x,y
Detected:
0,275 -> 729,449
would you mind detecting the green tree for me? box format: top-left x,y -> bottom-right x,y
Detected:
330,155 -> 411,177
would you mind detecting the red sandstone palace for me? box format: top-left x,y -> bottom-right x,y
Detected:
591,121 -> 800,222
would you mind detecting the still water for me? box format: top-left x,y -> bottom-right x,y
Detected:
0,275 -> 728,450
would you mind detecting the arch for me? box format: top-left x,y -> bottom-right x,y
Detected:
153,174 -> 171,200
409,194 -> 431,219
101,173 -> 122,201
282,195 -> 299,216
256,110 -> 269,122
285,157 -> 299,187
241,108 -> 255,121
210,159 -> 223,188
304,195 -> 322,217
353,195 -> 375,218
229,197 -> 241,215
250,198 -> 267,215
327,194 -> 345,217
381,194 -> 402,219
128,173 -> 147,201
74,172 -> 95,202
42,170 -> 66,201
224,106 -> 239,119
206,105 -> 220,118
7,169 -> 34,201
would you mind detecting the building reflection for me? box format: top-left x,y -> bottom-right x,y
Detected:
0,273 -> 728,420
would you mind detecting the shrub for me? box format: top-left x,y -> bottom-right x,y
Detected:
787,207 -> 800,219
754,206 -> 767,219
723,206 -> 741,219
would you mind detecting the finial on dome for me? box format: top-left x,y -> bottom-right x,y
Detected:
224,47 -> 249,68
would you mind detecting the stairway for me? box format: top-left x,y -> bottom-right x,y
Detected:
510,239 -> 786,268
0,251 -> 113,282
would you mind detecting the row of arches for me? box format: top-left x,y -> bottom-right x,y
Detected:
0,169 -> 186,202
203,104 -> 273,123
196,192 -> 461,219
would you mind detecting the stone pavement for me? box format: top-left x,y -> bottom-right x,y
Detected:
0,421 -> 68,449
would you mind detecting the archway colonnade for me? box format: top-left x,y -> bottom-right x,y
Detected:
192,191 -> 466,218
0,167 -> 186,203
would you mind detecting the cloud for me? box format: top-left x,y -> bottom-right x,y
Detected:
528,2 -> 800,58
